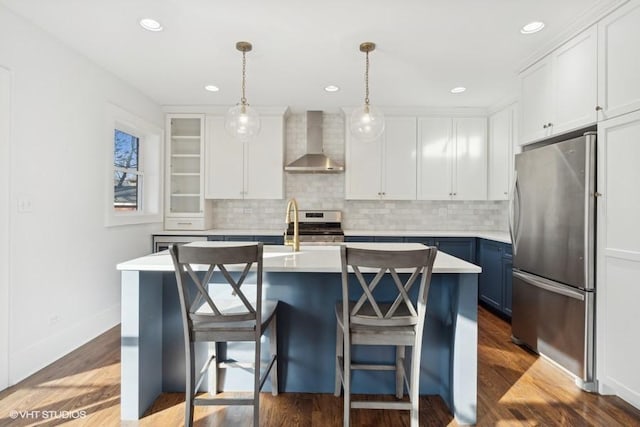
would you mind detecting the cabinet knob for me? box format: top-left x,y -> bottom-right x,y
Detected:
543,124 -> 548,129
595,105 -> 603,111
449,192 -> 452,196
453,192 -> 457,196
548,122 -> 553,127
504,192 -> 508,195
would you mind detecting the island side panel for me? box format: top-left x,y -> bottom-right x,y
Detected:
120,270 -> 163,420
450,272 -> 478,425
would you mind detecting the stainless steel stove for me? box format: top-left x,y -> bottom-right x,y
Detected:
285,210 -> 344,245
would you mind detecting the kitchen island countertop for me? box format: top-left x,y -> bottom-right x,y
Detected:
117,243 -> 481,274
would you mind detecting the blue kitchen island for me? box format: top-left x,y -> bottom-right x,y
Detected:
117,243 -> 480,424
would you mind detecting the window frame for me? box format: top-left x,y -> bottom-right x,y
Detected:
113,128 -> 142,212
106,104 -> 163,227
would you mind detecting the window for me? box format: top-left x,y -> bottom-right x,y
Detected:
114,130 -> 140,211
106,104 -> 163,226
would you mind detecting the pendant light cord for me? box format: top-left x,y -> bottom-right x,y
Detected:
241,50 -> 247,105
364,50 -> 370,106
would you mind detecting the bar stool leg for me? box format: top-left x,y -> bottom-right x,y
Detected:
395,345 -> 405,399
335,323 -> 343,396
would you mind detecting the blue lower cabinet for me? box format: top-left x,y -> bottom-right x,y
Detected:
373,236 -> 405,242
477,239 -> 512,318
224,235 -> 256,242
478,239 -> 503,312
207,236 -> 225,241
502,254 -> 513,317
344,236 -> 375,242
433,238 -> 476,262
405,237 -> 435,246
255,235 -> 284,245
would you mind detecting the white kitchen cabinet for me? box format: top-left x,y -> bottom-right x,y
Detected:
596,109 -> 640,409
597,0 -> 640,121
205,114 -> 284,200
520,25 -> 597,145
520,57 -> 554,144
417,117 -> 487,200
488,103 -> 518,200
345,116 -> 417,200
165,114 -> 212,230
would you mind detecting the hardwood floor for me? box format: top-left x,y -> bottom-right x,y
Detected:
1,306 -> 639,426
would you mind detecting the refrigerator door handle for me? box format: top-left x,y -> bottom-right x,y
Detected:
513,270 -> 585,301
509,171 -> 519,255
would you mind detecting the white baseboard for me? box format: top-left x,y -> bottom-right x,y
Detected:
8,303 -> 121,385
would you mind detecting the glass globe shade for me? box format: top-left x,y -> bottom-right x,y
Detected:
224,104 -> 261,142
349,104 -> 385,142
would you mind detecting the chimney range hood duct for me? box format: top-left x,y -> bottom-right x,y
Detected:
284,111 -> 344,173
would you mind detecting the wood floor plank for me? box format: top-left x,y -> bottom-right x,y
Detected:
1,306 -> 640,426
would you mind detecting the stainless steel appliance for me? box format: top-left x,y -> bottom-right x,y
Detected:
284,111 -> 344,173
152,235 -> 207,253
510,131 -> 597,391
285,210 -> 344,245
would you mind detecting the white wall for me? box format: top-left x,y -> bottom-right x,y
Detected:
0,6 -> 163,385
0,66 -> 10,390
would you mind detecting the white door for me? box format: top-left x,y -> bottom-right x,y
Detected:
488,107 -> 512,200
598,0 -> 640,121
520,57 -> 554,144
596,110 -> 640,408
382,117 -> 417,200
454,117 -> 487,200
245,115 -> 284,199
552,25 -> 598,134
205,116 -> 244,199
345,123 -> 383,200
417,117 -> 453,200
0,67 -> 10,391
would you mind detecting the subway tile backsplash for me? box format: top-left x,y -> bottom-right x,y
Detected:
209,113 -> 508,232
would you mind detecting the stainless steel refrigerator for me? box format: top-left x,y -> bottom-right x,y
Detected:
510,131 -> 596,391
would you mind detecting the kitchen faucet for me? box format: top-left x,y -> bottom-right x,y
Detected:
284,198 -> 300,252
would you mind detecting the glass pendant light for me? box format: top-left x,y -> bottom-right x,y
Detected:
225,41 -> 260,142
350,42 -> 385,142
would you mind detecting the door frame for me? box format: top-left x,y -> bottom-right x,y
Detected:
0,66 -> 11,391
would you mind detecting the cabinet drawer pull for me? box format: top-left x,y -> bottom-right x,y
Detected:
595,105 -> 603,111
177,222 -> 193,225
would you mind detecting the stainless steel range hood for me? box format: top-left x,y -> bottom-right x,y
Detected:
284,111 -> 344,173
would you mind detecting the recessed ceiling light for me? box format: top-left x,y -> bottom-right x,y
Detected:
139,18 -> 163,32
204,85 -> 220,92
521,21 -> 545,34
451,87 -> 466,94
324,85 -> 340,93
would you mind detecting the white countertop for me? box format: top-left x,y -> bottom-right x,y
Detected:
118,243 -> 481,274
154,229 -> 511,244
352,230 -> 511,244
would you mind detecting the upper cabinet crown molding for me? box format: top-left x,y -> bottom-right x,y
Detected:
163,105 -> 290,117
341,106 -> 488,118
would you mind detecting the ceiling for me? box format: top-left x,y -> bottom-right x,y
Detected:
0,0 -> 607,112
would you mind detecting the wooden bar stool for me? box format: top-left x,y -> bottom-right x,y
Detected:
169,242 -> 278,427
334,244 -> 437,427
